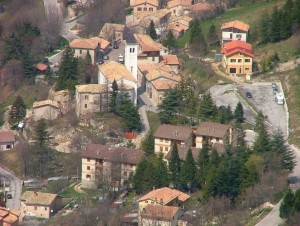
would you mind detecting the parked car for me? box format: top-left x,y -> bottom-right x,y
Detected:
246,92 -> 253,98
273,86 -> 278,94
6,193 -> 12,199
23,178 -> 39,185
272,83 -> 277,88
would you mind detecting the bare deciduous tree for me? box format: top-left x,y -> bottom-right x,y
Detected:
2,60 -> 24,90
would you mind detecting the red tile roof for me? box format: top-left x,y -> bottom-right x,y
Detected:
189,2 -> 212,12
167,0 -> 192,8
161,54 -> 180,65
221,40 -> 254,57
131,0 -> 159,7
221,20 -> 249,32
0,130 -> 15,143
82,144 -> 144,165
36,63 -> 48,71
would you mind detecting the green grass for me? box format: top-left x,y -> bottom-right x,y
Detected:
146,111 -> 160,131
124,191 -> 136,209
0,149 -> 23,177
247,207 -> 273,226
60,185 -> 81,198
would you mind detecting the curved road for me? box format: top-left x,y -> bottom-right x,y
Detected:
0,166 -> 22,210
256,144 -> 300,226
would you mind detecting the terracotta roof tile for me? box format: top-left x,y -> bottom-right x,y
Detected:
167,0 -> 192,8
151,80 -> 178,90
36,63 -> 48,71
221,40 -> 254,57
131,0 -> 159,7
196,122 -> 232,138
154,124 -> 193,141
189,2 -> 212,12
0,207 -> 19,224
76,84 -> 108,94
169,23 -> 189,32
32,100 -> 60,109
99,61 -> 136,83
138,187 -> 190,204
141,204 -> 179,221
145,69 -> 180,82
138,62 -> 174,75
21,191 -> 58,206
82,143 -> 144,165
89,37 -> 110,49
0,130 -> 15,143
100,23 -> 125,34
70,37 -> 110,50
170,15 -> 193,23
161,54 -> 180,65
134,34 -> 167,52
221,20 -> 249,32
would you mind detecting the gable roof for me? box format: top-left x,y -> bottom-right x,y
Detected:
0,130 -> 15,143
138,62 -> 174,75
89,37 -> 110,49
154,124 -> 193,141
138,187 -> 190,204
196,122 -> 232,138
131,0 -> 159,7
0,207 -> 19,224
221,20 -> 249,32
145,69 -> 180,82
36,63 -> 48,71
189,2 -> 212,12
152,80 -> 178,90
76,84 -> 108,94
141,204 -> 179,221
221,40 -> 254,57
32,100 -> 60,109
70,37 -> 110,50
21,191 -> 58,206
167,0 -> 192,8
100,23 -> 125,34
82,143 -> 144,165
134,34 -> 167,52
161,54 -> 180,65
169,15 -> 193,23
99,61 -> 136,83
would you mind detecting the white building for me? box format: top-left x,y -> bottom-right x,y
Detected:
221,20 -> 249,44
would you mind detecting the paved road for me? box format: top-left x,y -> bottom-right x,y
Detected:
256,145 -> 300,226
0,166 -> 22,210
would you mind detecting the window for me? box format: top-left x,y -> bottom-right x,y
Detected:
245,67 -> 250,70
152,57 -> 155,61
238,59 -> 242,63
132,48 -> 135,53
6,145 -> 11,149
137,7 -> 142,11
245,59 -> 251,62
174,10 -> 176,14
86,174 -> 91,179
236,34 -> 242,39
165,147 -> 168,152
87,158 -> 90,162
84,104 -> 87,108
34,206 -> 37,210
160,138 -> 164,142
87,166 -> 90,170
144,7 -> 147,11
230,59 -> 236,62
45,207 -> 48,211
85,95 -> 88,100
149,7 -> 153,11
80,50 -> 82,54
131,66 -> 133,73
229,68 -> 236,73
124,171 -> 128,177
216,138 -> 219,142
145,201 -> 148,203
160,146 -> 163,152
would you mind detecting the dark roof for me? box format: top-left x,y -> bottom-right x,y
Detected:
154,124 -> 193,141
82,144 -> 144,165
0,131 -> 16,143
196,122 -> 231,138
166,145 -> 199,161
126,30 -> 137,44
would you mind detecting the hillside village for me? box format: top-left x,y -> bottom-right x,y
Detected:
0,0 -> 300,225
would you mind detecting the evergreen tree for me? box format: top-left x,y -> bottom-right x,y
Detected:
78,51 -> 93,83
271,129 -> 296,171
158,89 -> 181,124
169,143 -> 181,187
57,46 -> 78,91
259,13 -> 270,44
109,80 -> 119,113
280,189 -> 295,219
189,19 -> 207,56
9,96 -> 26,125
197,143 -> 210,186
35,119 -> 50,148
148,20 -> 157,40
197,93 -> 217,121
253,112 -> 270,153
3,33 -> 25,63
22,51 -> 36,79
180,148 -> 196,190
163,30 -> 176,51
234,101 -> 244,123
254,112 -> 265,133
140,129 -> 155,155
207,24 -> 219,46
155,153 -> 169,187
133,157 -> 149,193
269,7 -> 281,43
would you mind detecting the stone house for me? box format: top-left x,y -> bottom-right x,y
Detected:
160,54 -> 181,71
81,143 -> 144,190
69,37 -> 110,64
154,124 -> 194,158
221,20 -> 249,44
99,23 -> 126,42
75,84 -> 109,117
20,191 -> 62,219
0,207 -> 20,226
221,40 -> 254,75
98,61 -> 138,104
49,89 -> 71,114
131,0 -> 159,14
167,0 -> 192,17
0,130 -> 16,151
195,122 -> 234,150
167,15 -> 192,38
32,100 -> 61,121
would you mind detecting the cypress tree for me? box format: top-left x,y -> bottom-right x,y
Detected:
270,7 -> 281,43
158,89 -> 181,124
280,189 -> 295,219
259,13 -> 270,44
148,20 -> 157,40
163,30 -> 176,51
189,19 -> 207,56
141,129 -> 155,155
109,80 -> 119,113
207,24 -> 219,46
253,112 -> 270,153
169,143 -> 181,187
198,93 -> 217,121
9,96 -> 26,125
180,148 -> 196,190
197,142 -> 210,186
155,153 -> 169,187
234,101 -> 244,123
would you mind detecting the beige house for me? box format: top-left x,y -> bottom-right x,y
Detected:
81,143 -> 144,189
98,61 -> 138,104
75,84 -> 109,118
131,0 -> 159,14
160,54 -> 181,71
20,191 -> 62,219
99,23 -> 126,42
32,100 -> 61,121
69,37 -> 110,64
195,122 -> 234,150
221,40 -> 254,75
154,124 -> 193,158
168,16 -> 192,38
167,0 -> 192,17
0,207 -> 20,226
134,34 -> 168,64
138,187 -> 190,225
0,130 -> 16,151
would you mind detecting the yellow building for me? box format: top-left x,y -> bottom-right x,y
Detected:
221,40 -> 254,75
